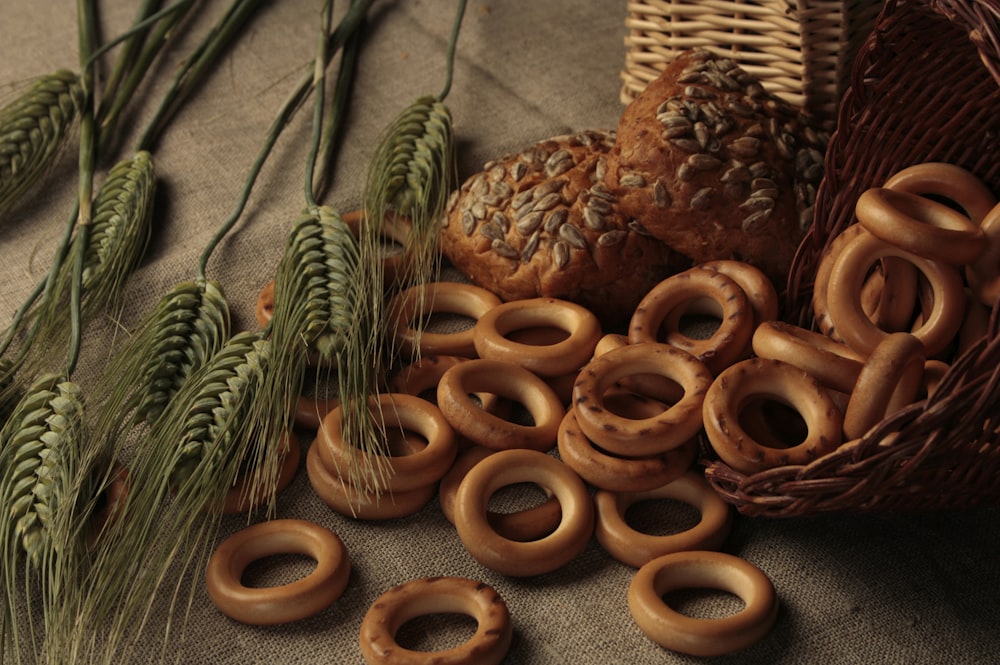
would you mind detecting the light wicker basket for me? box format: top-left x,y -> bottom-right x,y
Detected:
703,0 -> 1000,517
620,0 -> 885,129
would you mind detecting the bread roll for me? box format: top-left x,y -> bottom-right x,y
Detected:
606,50 -> 828,286
439,130 -> 688,326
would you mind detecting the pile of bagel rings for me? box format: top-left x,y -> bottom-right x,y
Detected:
206,160 -> 999,662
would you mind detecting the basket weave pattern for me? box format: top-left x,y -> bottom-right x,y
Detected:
620,0 -> 885,128
704,0 -> 1000,517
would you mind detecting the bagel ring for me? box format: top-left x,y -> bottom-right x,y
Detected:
594,471 -> 733,568
859,256 -> 919,333
855,187 -> 986,265
751,321 -> 864,395
388,354 -> 505,416
967,202 -> 1000,307
359,576 -> 513,665
205,518 -> 350,625
703,357 -> 844,475
812,224 -> 865,340
843,332 -> 926,439
572,342 -> 712,457
438,445 -> 562,542
436,358 -> 563,452
306,441 -> 436,520
473,297 -> 602,378
698,260 -> 779,328
315,394 -> 455,493
388,282 -> 502,359
454,448 -> 594,577
629,267 -> 753,375
557,404 -> 698,492
883,162 -> 997,224
628,550 -> 778,657
224,431 -> 301,514
825,228 -> 965,357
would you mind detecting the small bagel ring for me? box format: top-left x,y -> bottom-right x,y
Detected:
826,228 -> 965,357
315,393 -> 456,493
388,355 -> 504,416
843,332 -> 926,439
388,282 -> 502,359
359,576 -> 513,665
594,471 -> 733,568
473,297 -> 602,378
205,518 -> 350,625
966,202 -> 1000,307
859,256 -> 919,333
224,431 -> 301,515
855,187 -> 986,264
436,358 -> 563,452
342,208 -> 413,287
883,162 -> 997,224
629,267 -> 753,375
255,280 -> 275,328
293,394 -> 340,431
87,462 -> 129,548
306,442 -> 436,520
703,357 -> 844,475
454,448 -> 594,577
572,342 -> 712,457
438,445 -> 562,542
812,224 -> 865,341
751,321 -> 864,394
628,550 -> 778,657
557,404 -> 697,492
698,260 -> 779,328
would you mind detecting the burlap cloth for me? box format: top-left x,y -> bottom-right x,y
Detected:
2,1 -> 999,663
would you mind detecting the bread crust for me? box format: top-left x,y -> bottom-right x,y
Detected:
440,130 -> 687,326
606,50 -> 826,286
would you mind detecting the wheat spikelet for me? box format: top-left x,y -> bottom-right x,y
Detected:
263,206 -> 390,494
80,150 -> 155,291
0,372 -> 88,665
0,70 -> 84,217
67,332 -> 271,665
370,96 -> 454,221
362,96 -> 455,366
167,331 -> 271,490
0,374 -> 84,564
273,206 -> 360,361
13,151 -> 156,382
97,278 -> 230,434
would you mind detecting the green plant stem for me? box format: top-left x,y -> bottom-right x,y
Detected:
197,0 -> 374,279
137,0 -> 267,151
98,0 -> 201,152
69,0 -> 99,378
97,0 -> 163,113
438,0 -> 467,101
313,0 -> 364,202
303,0 -> 335,210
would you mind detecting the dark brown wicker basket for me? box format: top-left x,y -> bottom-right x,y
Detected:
703,0 -> 1000,517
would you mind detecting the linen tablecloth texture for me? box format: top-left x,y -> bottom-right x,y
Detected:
2,1 -> 999,663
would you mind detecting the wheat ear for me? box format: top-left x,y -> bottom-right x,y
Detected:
263,206 -> 390,493
4,151 -> 155,387
0,373 -> 88,665
364,95 -> 453,292
78,331 -> 270,664
0,70 -> 84,218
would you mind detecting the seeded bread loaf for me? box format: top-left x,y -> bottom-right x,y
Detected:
606,50 -> 828,286
439,130 -> 688,326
